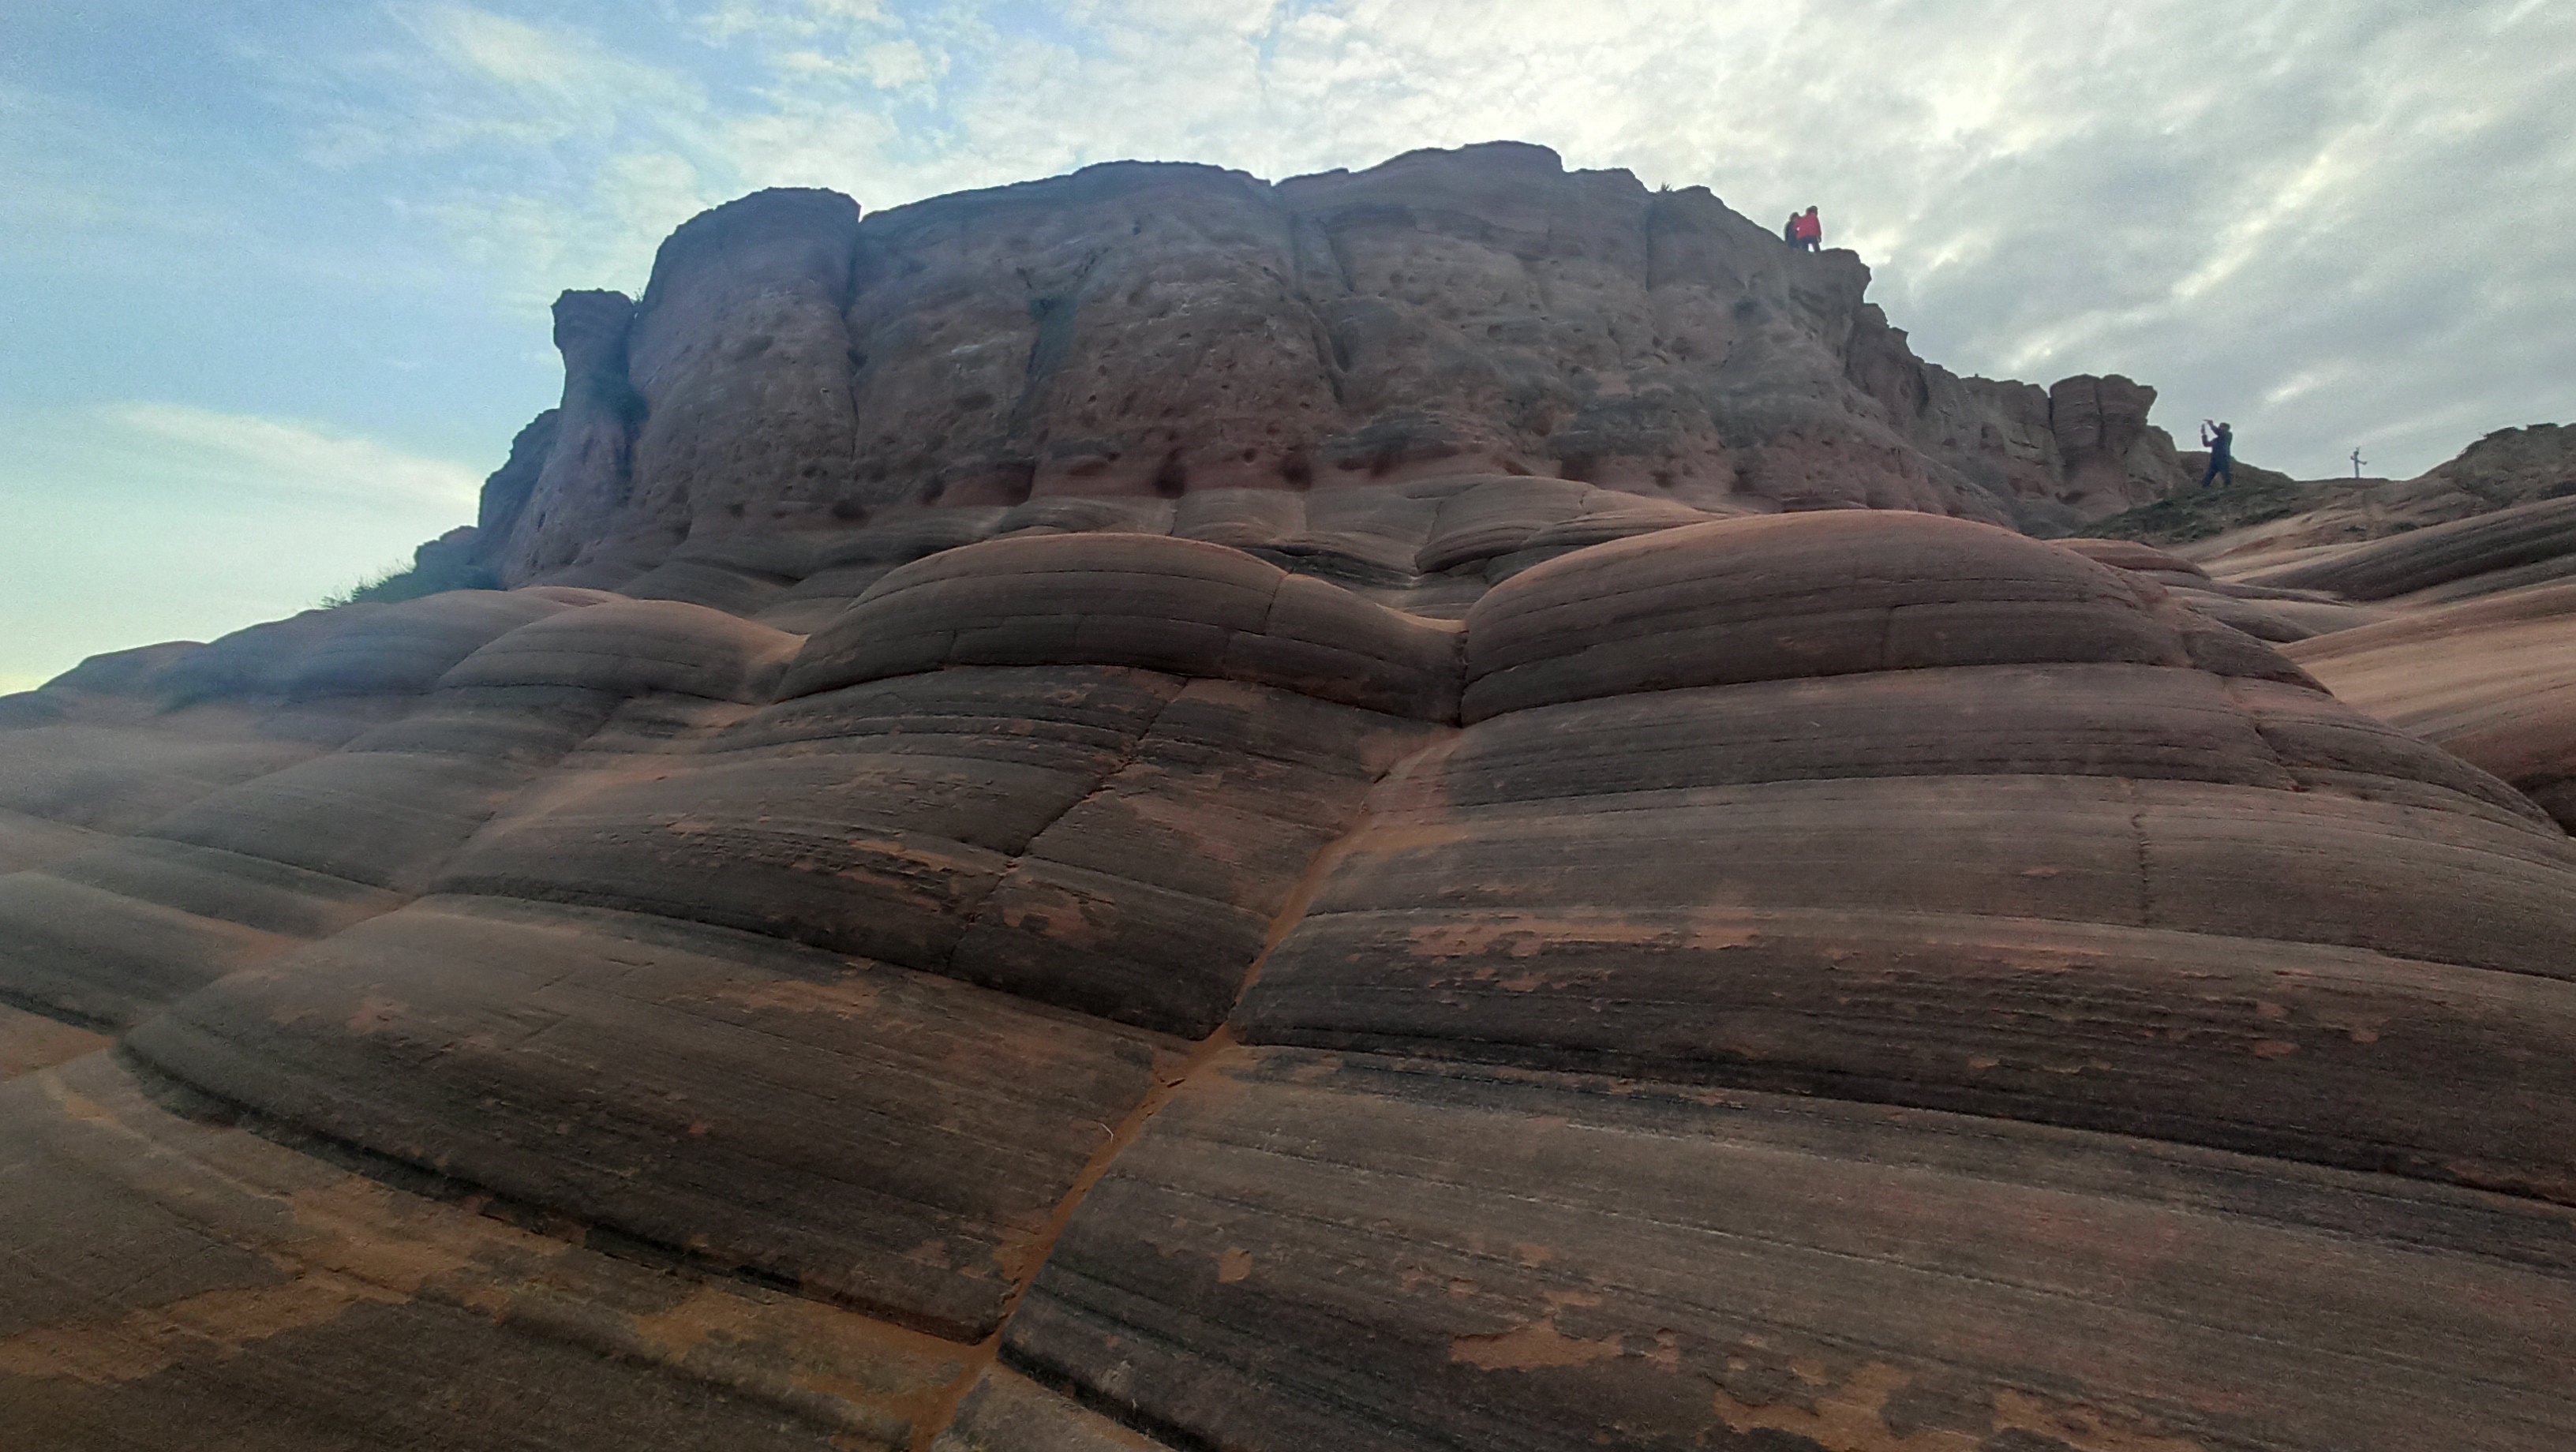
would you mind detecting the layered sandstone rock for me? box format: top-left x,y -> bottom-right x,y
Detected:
2237,496 -> 2576,604
12,136 -> 2576,1452
455,144 -> 2187,586
6,500 -> 2573,1450
2290,581 -> 2576,831
2097,421 -> 2576,564
2080,431 -> 2576,819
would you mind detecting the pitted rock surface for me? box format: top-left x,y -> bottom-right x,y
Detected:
453,143 -> 2191,586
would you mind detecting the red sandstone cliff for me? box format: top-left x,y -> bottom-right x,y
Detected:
471,144 -> 2185,585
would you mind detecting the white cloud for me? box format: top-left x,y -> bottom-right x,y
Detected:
265,4 -> 732,305
242,0 -> 2576,479
92,403 -> 484,511
700,0 -> 897,43
0,403 -> 486,688
859,39 -> 938,90
389,2 -> 713,151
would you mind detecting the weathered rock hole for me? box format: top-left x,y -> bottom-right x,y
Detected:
1152,452 -> 1189,497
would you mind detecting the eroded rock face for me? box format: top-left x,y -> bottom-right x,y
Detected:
488,290 -> 644,581
5,500 -> 2573,1450
469,144 -> 2188,584
2050,372 -> 2188,516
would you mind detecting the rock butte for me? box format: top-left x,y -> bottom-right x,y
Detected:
3,144 -> 2575,1451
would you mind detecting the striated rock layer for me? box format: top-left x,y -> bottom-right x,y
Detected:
2091,421 -> 2576,563
462,142 -> 2188,590
2289,581 -> 2576,831
2099,427 -> 2576,836
5,494 -> 2574,1449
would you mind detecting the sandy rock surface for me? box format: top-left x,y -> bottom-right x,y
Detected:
5,496 -> 2574,1450
2290,580 -> 2576,830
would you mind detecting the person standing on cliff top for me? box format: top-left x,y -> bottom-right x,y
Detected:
2200,421 -> 2235,488
1783,213 -> 1800,245
1792,207 -> 1822,253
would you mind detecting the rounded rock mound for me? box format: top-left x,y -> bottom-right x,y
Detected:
784,531 -> 1461,720
5,510 -> 2576,1452
1461,511 -> 2190,720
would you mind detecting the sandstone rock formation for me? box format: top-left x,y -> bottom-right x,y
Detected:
2076,424 -> 2576,839
462,143 -> 2185,589
2098,421 -> 2576,559
6,498 -> 2575,1450
6,144 -> 2574,1451
2046,372 -> 2188,515
2289,582 -> 2576,830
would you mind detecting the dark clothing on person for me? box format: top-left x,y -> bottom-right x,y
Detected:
1783,215 -> 1799,245
2200,425 -> 2233,488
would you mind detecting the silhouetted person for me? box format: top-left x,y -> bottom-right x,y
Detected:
2200,421 -> 2234,488
1783,213 -> 1800,245
1792,207 -> 1822,253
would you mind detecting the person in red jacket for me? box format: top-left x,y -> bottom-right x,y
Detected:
1792,207 -> 1822,252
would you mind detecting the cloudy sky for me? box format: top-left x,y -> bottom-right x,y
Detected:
3,0 -> 2570,690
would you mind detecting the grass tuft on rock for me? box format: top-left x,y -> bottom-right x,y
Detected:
318,554 -> 500,609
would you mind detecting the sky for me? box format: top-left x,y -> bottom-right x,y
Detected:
3,0 -> 2571,691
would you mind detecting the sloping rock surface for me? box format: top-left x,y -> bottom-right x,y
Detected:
2237,496 -> 2576,603
6,499 -> 2574,1450
2290,581 -> 2576,831
2093,421 -> 2576,566
2076,427 -> 2576,840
